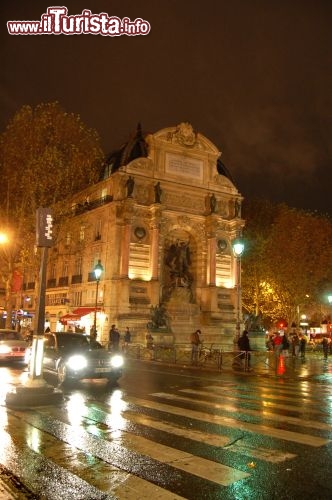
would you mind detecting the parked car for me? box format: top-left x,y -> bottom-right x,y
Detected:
0,329 -> 28,363
30,332 -> 124,385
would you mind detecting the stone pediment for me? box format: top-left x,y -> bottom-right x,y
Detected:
153,122 -> 220,155
125,157 -> 154,173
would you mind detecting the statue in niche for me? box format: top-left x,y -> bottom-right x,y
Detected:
125,176 -> 135,197
165,239 -> 193,289
205,193 -> 217,214
235,199 -> 241,217
210,193 -> 217,213
154,182 -> 162,203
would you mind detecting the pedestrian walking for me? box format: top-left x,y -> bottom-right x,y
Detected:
109,324 -> 120,351
322,336 -> 329,360
272,331 -> 283,364
291,334 -> 300,357
123,326 -> 131,353
299,333 -> 307,359
238,330 -> 252,369
282,333 -> 290,357
190,329 -> 202,365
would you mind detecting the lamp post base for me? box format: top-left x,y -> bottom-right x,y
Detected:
5,383 -> 63,409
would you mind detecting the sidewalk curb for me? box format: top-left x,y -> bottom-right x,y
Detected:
0,465 -> 36,499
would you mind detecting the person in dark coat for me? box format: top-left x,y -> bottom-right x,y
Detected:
123,326 -> 131,353
238,330 -> 252,368
190,329 -> 202,365
322,337 -> 329,360
109,324 -> 120,351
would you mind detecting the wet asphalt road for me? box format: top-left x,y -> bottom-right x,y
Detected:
0,356 -> 332,499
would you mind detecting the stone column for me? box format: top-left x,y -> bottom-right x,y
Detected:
150,205 -> 162,281
151,224 -> 160,280
207,236 -> 216,286
206,215 -> 217,286
120,222 -> 131,278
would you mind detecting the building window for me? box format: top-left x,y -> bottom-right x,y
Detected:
62,261 -> 68,276
50,263 -> 56,279
71,291 -> 82,306
75,257 -> 82,276
79,225 -> 85,241
95,220 -> 102,240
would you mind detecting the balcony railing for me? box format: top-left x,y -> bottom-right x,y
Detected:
72,195 -> 113,216
24,282 -> 35,290
71,274 -> 82,284
47,278 -> 57,288
58,276 -> 69,287
87,272 -> 97,282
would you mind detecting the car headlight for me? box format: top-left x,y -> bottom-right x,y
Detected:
110,354 -> 124,368
0,345 -> 11,354
67,354 -> 88,370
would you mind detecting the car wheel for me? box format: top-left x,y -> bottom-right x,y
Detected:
57,362 -> 67,385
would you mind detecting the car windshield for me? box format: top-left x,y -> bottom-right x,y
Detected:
0,331 -> 25,341
57,334 -> 89,350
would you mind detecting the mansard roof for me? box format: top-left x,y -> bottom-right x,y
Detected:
102,123 -> 148,178
217,158 -> 235,183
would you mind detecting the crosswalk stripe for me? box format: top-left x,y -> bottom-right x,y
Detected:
203,384 -> 332,413
42,403 -> 250,486
180,388 -> 328,416
2,367 -> 331,499
124,410 -> 231,446
177,389 -> 332,430
3,408 -> 186,500
127,395 -> 329,447
110,431 -> 250,486
45,398 -> 296,465
122,411 -> 296,464
204,383 -> 329,404
10,405 -> 249,489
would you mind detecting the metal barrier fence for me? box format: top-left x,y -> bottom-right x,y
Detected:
107,342 -> 327,375
123,343 -> 255,372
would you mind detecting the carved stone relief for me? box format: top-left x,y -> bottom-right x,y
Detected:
162,229 -> 194,303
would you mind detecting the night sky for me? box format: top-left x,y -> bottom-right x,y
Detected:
1,0 -> 331,214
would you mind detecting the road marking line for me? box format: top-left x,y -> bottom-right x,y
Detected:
128,396 -> 329,447
110,432 -> 250,486
123,411 -> 296,463
178,389 -> 332,430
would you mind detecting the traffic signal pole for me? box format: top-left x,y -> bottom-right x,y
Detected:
6,209 -> 63,408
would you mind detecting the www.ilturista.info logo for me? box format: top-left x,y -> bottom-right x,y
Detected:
7,6 -> 151,36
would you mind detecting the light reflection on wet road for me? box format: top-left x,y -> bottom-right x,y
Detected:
0,360 -> 332,499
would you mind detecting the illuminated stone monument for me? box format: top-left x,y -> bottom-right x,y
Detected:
101,122 -> 244,346
39,123 -> 244,348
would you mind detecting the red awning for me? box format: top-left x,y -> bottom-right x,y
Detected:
60,313 -> 81,323
72,307 -> 101,317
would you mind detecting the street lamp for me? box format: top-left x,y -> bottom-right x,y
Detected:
0,232 -> 9,244
93,260 -> 103,335
232,237 -> 245,343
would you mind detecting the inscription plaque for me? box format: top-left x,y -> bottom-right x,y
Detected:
165,153 -> 203,181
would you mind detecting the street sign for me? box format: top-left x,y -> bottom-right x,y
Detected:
36,208 -> 53,247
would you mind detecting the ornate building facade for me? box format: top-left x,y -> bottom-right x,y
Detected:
26,123 -> 244,346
